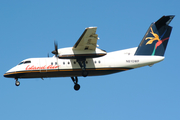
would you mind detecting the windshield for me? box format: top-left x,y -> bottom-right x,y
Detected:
18,60 -> 31,65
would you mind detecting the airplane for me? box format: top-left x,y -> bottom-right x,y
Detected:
4,15 -> 174,91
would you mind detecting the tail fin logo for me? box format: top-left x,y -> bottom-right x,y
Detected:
145,27 -> 160,45
145,27 -> 169,55
135,15 -> 174,56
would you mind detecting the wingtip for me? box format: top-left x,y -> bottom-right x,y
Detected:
86,27 -> 97,29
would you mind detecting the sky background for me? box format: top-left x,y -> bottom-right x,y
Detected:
0,0 -> 180,120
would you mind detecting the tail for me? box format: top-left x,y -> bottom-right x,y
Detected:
135,15 -> 175,56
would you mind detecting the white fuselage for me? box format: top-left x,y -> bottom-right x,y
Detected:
4,47 -> 164,79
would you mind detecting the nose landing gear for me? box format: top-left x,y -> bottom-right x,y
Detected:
71,77 -> 80,91
15,78 -> 20,86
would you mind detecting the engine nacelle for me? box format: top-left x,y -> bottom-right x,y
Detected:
57,47 -> 106,59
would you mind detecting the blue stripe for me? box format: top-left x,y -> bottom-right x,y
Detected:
160,29 -> 167,39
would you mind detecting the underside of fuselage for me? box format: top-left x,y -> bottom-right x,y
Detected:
4,67 -> 132,79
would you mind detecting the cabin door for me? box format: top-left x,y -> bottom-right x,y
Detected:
39,59 -> 47,72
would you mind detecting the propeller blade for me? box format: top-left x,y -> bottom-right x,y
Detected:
51,41 -> 58,57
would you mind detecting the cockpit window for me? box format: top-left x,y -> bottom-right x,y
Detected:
18,62 -> 24,65
18,60 -> 31,65
24,61 -> 31,64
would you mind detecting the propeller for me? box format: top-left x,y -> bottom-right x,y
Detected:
51,41 -> 58,57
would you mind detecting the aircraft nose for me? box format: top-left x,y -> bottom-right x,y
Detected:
4,72 -> 11,78
3,67 -> 17,78
3,71 -> 18,78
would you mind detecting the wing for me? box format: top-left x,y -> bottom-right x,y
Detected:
55,27 -> 106,59
73,27 -> 98,50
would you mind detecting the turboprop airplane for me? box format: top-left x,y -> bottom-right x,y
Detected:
4,15 -> 174,91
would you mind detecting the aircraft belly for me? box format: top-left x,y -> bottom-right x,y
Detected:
4,67 -> 133,79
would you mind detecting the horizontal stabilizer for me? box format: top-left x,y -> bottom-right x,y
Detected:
155,15 -> 175,30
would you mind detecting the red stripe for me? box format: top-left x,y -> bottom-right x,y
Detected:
155,37 -> 169,49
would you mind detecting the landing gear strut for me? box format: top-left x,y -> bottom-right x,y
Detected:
15,78 -> 20,86
71,76 -> 80,91
77,58 -> 88,77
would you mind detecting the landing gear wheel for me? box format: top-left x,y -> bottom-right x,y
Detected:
15,81 -> 20,86
82,70 -> 88,77
74,84 -> 80,91
71,77 -> 81,91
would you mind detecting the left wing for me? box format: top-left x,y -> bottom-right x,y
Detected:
73,27 -> 98,50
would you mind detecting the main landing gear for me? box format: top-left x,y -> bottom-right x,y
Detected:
71,77 -> 80,91
15,78 -> 20,86
14,77 -> 81,91
77,58 -> 88,77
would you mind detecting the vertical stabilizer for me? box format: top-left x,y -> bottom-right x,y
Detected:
135,15 -> 174,56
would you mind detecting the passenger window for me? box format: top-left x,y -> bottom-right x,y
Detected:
55,62 -> 57,65
51,62 -> 53,65
63,62 -> 65,65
